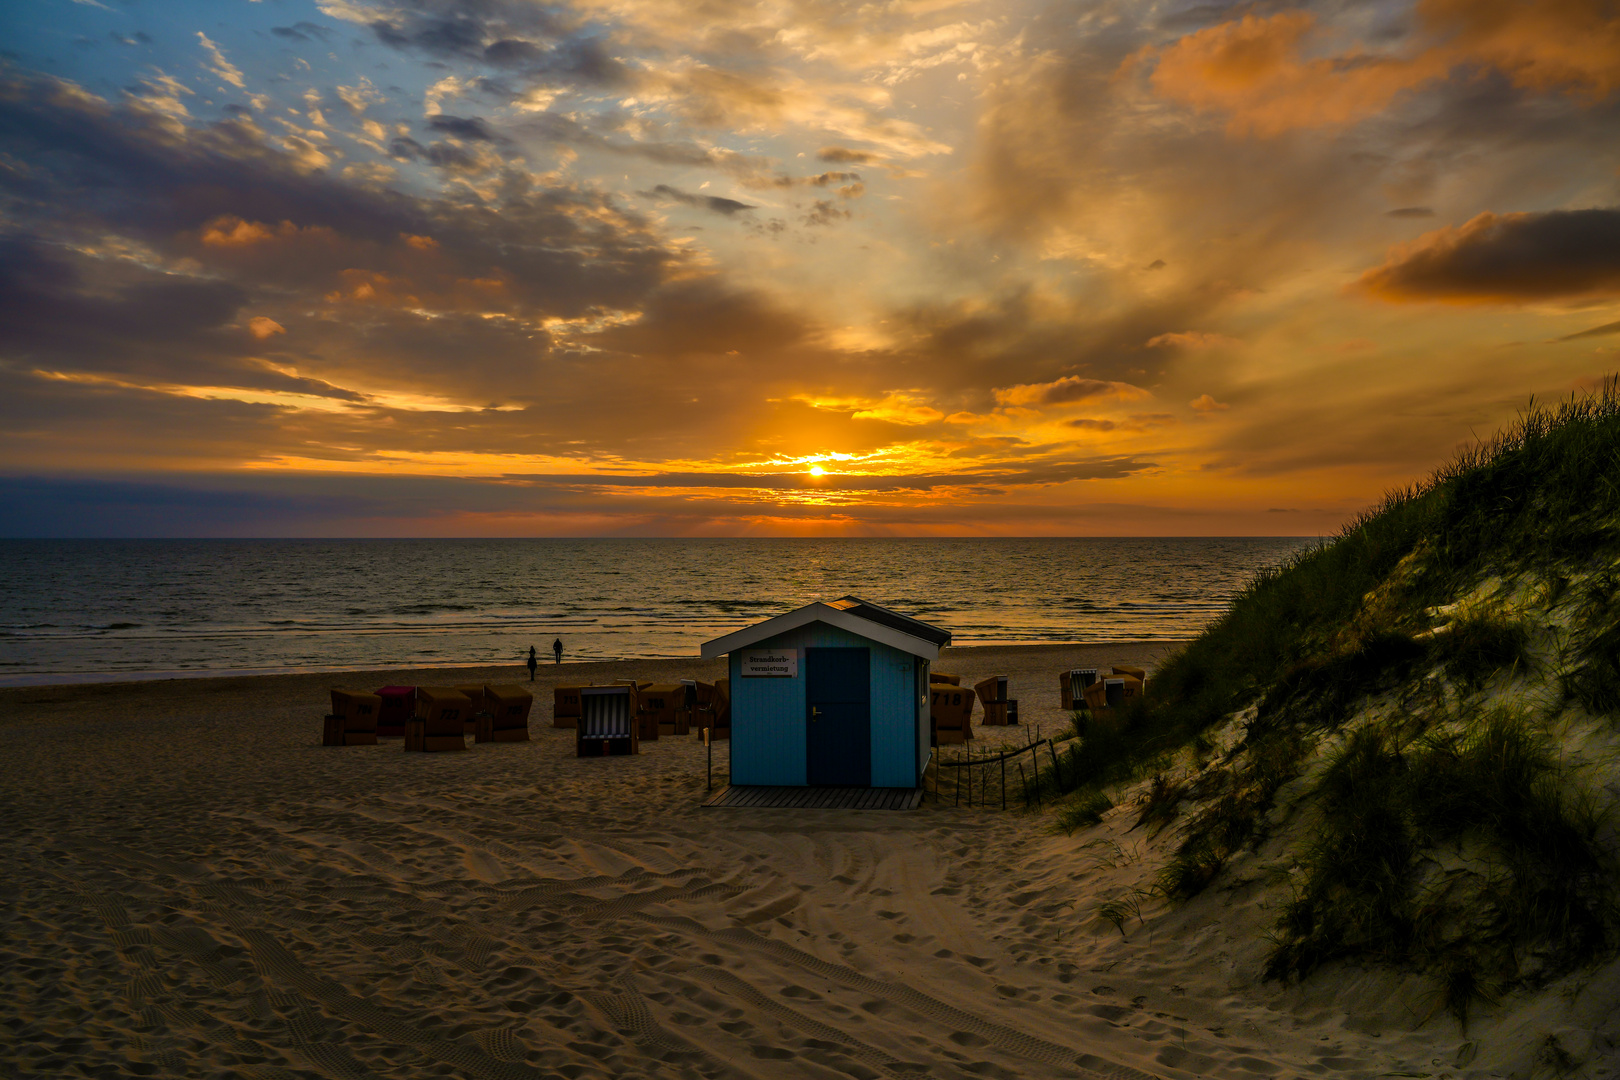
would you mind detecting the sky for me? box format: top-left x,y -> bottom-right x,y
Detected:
1,0 -> 1618,537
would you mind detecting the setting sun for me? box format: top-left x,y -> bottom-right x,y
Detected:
809,465 -> 827,476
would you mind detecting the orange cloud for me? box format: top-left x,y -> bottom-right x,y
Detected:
1190,394 -> 1231,412
1141,13 -> 1445,136
1420,0 -> 1620,101
248,316 -> 285,339
201,216 -> 277,246
1137,3 -> 1620,137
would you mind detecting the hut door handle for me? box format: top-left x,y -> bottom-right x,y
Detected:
810,707 -> 822,719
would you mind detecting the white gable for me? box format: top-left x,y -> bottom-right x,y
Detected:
700,601 -> 943,661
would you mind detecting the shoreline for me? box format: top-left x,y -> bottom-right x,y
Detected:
0,639 -> 1191,692
0,640 -> 1187,738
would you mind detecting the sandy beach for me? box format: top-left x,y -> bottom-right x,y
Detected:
0,641 -> 1557,1079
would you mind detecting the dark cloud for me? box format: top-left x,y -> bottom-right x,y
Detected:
1358,208 -> 1620,303
803,199 -> 849,226
272,23 -> 332,43
0,235 -> 248,376
504,457 -> 1156,492
483,38 -> 544,65
817,146 -> 874,164
513,111 -> 770,177
1065,418 -> 1118,430
361,1 -> 626,86
643,184 -> 754,216
1558,319 -> 1620,341
426,113 -> 503,141
0,461 -> 1161,538
1386,206 -> 1435,217
371,16 -> 487,56
885,290 -> 1194,405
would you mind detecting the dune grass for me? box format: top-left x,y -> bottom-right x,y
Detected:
1265,713 -> 1609,1021
1052,381 -> 1620,1007
1145,379 -> 1620,745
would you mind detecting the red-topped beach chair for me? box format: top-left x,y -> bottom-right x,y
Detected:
375,685 -> 414,736
407,686 -> 470,752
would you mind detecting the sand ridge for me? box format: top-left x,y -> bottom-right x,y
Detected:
0,643 -> 1494,1079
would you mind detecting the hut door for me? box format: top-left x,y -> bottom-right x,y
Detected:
805,647 -> 871,787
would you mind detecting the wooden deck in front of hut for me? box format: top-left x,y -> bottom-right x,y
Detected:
701,785 -> 923,810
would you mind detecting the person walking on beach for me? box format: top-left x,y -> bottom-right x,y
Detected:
552,638 -> 563,664
526,645 -> 538,682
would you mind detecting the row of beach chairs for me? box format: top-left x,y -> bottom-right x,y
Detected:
553,679 -> 731,757
927,672 -> 1020,746
322,684 -> 534,751
926,665 -> 1151,746
1059,666 -> 1146,711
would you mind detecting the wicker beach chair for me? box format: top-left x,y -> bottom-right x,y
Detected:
638,683 -> 686,737
685,679 -> 718,737
1060,668 -> 1099,711
1112,665 -> 1148,682
708,677 -> 731,740
1082,674 -> 1143,712
374,685 -> 414,736
478,684 -> 533,743
553,685 -> 583,728
407,686 -> 471,752
578,685 -> 638,757
930,683 -> 975,745
673,679 -> 700,736
323,689 -> 381,746
454,684 -> 489,733
929,671 -> 961,685
974,675 -> 1018,725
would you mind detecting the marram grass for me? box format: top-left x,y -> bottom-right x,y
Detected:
1060,380 -> 1620,1015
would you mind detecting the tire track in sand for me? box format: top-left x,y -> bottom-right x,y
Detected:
636,914 -> 1167,1080
217,910 -> 563,1080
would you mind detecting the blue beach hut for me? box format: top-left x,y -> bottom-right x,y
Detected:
699,597 -> 950,789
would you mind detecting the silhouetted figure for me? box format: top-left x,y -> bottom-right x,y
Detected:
552,637 -> 563,664
527,645 -> 538,682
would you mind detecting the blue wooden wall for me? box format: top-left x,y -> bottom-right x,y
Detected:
729,621 -> 929,788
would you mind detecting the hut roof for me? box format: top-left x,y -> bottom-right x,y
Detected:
699,595 -> 950,661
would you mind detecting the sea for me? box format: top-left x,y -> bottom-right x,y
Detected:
0,538 -> 1315,685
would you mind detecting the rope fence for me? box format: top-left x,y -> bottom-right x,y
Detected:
928,726 -> 1085,810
